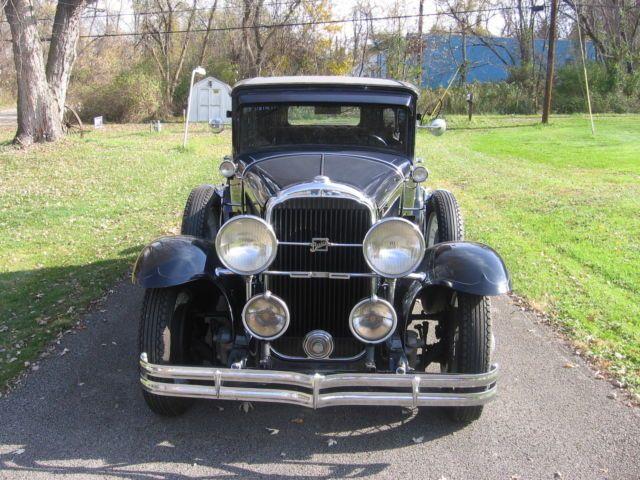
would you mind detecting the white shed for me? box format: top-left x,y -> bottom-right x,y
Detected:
188,76 -> 232,123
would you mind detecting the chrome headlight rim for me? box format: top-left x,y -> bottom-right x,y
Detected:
362,217 -> 426,278
349,296 -> 398,344
241,291 -> 290,341
411,165 -> 429,183
219,159 -> 236,178
214,215 -> 278,275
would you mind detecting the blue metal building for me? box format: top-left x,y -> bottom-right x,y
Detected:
376,34 -> 596,87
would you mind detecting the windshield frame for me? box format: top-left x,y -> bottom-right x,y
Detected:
231,86 -> 417,159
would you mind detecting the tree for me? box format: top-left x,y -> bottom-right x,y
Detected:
238,0 -> 302,77
4,0 -> 92,145
136,0 -> 199,113
563,0 -> 640,74
350,1 -> 374,76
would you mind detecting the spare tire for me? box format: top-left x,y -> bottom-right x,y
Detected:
424,189 -> 464,246
180,185 -> 220,240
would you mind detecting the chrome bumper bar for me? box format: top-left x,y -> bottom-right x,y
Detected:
140,353 -> 498,409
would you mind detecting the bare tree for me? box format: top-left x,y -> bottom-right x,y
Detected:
563,0 -> 640,73
350,1 -> 374,76
137,0 -> 199,112
239,0 -> 302,77
197,0 -> 218,66
438,0 -> 517,69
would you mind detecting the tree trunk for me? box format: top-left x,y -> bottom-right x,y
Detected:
5,0 -> 62,145
5,0 -> 89,145
46,0 -> 85,120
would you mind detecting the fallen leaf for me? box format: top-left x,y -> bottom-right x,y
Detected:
265,428 -> 279,435
291,417 -> 304,424
327,439 -> 337,446
412,436 -> 424,444
563,363 -> 576,369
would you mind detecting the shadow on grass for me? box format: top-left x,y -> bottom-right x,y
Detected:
448,122 -> 542,131
0,250 -> 144,388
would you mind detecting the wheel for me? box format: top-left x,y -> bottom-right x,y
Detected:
62,105 -> 84,137
138,287 -> 196,416
424,190 -> 464,246
442,292 -> 492,423
181,185 -> 220,239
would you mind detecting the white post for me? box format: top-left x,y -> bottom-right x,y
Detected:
576,12 -> 595,135
183,66 -> 206,148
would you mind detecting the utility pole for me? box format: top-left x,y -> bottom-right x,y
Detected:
542,0 -> 558,123
416,0 -> 425,86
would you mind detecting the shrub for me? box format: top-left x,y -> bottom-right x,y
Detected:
418,81 -> 538,116
75,68 -> 163,123
418,62 -> 640,116
554,62 -> 640,114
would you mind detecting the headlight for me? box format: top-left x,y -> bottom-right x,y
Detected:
411,165 -> 428,183
363,218 -> 425,277
215,215 -> 277,275
242,291 -> 289,340
219,160 -> 236,178
349,296 -> 397,344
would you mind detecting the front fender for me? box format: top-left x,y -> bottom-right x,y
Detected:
422,241 -> 511,296
395,241 -> 510,336
132,235 -> 220,288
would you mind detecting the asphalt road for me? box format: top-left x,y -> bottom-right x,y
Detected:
0,108 -> 17,126
0,281 -> 638,479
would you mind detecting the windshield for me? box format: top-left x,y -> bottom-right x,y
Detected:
237,103 -> 410,155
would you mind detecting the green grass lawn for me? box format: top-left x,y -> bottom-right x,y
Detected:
0,116 -> 638,393
0,124 -> 227,386
418,114 -> 640,392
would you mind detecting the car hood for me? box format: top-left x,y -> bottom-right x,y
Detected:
239,151 -> 410,209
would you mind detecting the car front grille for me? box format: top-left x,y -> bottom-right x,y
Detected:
268,197 -> 372,358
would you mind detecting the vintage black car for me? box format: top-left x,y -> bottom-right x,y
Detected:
133,76 -> 510,423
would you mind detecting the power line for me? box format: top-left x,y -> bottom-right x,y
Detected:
2,0 -> 323,24
2,5 -> 538,38
2,2 -> 638,41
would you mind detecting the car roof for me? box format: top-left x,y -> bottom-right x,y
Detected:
232,75 -> 420,95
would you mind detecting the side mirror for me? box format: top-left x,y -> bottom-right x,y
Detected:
427,118 -> 447,136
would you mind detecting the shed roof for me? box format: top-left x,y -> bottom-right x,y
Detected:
193,76 -> 232,92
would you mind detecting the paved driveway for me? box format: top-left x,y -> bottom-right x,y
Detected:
0,281 -> 638,479
0,108 -> 16,126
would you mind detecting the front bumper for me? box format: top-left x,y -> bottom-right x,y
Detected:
140,353 -> 498,409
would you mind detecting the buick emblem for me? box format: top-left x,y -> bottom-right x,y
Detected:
310,238 -> 330,252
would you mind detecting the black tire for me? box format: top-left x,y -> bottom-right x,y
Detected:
424,190 -> 464,246
181,185 -> 220,239
139,287 -> 195,416
442,293 -> 492,423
